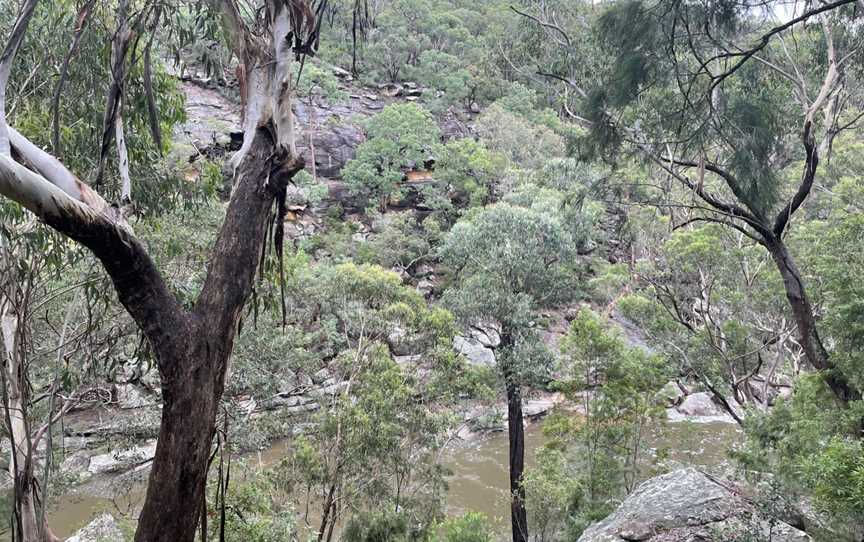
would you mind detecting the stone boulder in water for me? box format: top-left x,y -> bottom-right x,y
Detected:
578,468 -> 810,542
676,392 -> 725,417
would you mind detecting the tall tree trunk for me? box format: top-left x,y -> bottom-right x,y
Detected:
0,3 -> 308,539
133,128 -> 300,542
765,238 -> 858,403
505,366 -> 528,542
133,336 -> 222,542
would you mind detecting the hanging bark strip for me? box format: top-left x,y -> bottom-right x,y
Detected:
0,0 -> 321,538
94,0 -> 135,189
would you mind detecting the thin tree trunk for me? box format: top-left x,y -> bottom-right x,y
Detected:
52,0 -> 97,156
505,369 -> 528,542
765,238 -> 858,403
1,293 -> 58,542
317,482 -> 337,542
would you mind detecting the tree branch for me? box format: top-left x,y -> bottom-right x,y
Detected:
52,0 -> 97,156
0,152 -> 190,378
510,6 -> 572,48
0,0 -> 40,155
708,0 -> 856,92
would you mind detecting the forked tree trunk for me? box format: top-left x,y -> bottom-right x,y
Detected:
0,2 -> 309,540
0,124 -> 302,542
503,356 -> 528,542
131,128 -> 299,542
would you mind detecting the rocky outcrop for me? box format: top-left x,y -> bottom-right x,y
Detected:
676,392 -> 726,417
453,335 -> 495,367
65,513 -> 125,542
578,468 -> 810,542
87,441 -> 157,475
294,99 -> 368,179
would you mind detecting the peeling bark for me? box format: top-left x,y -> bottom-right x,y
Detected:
115,97 -> 132,202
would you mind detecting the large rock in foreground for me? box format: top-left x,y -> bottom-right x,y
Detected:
578,468 -> 810,542
66,513 -> 125,542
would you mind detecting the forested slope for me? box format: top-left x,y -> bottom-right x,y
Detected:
0,1 -> 863,542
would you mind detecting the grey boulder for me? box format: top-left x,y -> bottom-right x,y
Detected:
578,468 -> 810,542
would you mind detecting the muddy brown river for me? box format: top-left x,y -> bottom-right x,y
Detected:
40,417 -> 742,539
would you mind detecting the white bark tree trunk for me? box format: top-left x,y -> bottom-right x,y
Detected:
115,97 -> 132,202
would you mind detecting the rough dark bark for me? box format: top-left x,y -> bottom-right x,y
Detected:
504,360 -> 528,542
135,129 -> 302,542
765,238 -> 858,403
40,128 -> 303,542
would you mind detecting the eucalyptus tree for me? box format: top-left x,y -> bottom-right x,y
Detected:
0,0 -> 322,540
441,202 -> 583,542
0,1 -> 194,539
519,0 -> 864,405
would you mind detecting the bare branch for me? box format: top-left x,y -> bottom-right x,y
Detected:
708,0 -> 856,91
510,5 -> 572,48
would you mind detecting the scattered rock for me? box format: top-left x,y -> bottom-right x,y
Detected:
324,382 -> 346,395
87,441 -> 157,475
523,398 -> 557,420
237,396 -> 257,414
417,279 -> 435,297
59,450 -> 93,482
298,373 -> 314,388
677,392 -> 724,417
284,402 -> 321,415
66,513 -> 125,542
332,66 -> 351,78
263,395 -> 305,410
394,354 -> 423,366
312,368 -> 331,385
388,326 -> 424,356
453,336 -> 496,367
413,263 -> 435,278
470,322 -> 501,349
379,83 -> 403,97
115,384 -> 149,410
578,468 -> 811,542
277,369 -> 299,394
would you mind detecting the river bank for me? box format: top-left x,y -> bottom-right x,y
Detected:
41,412 -> 741,539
